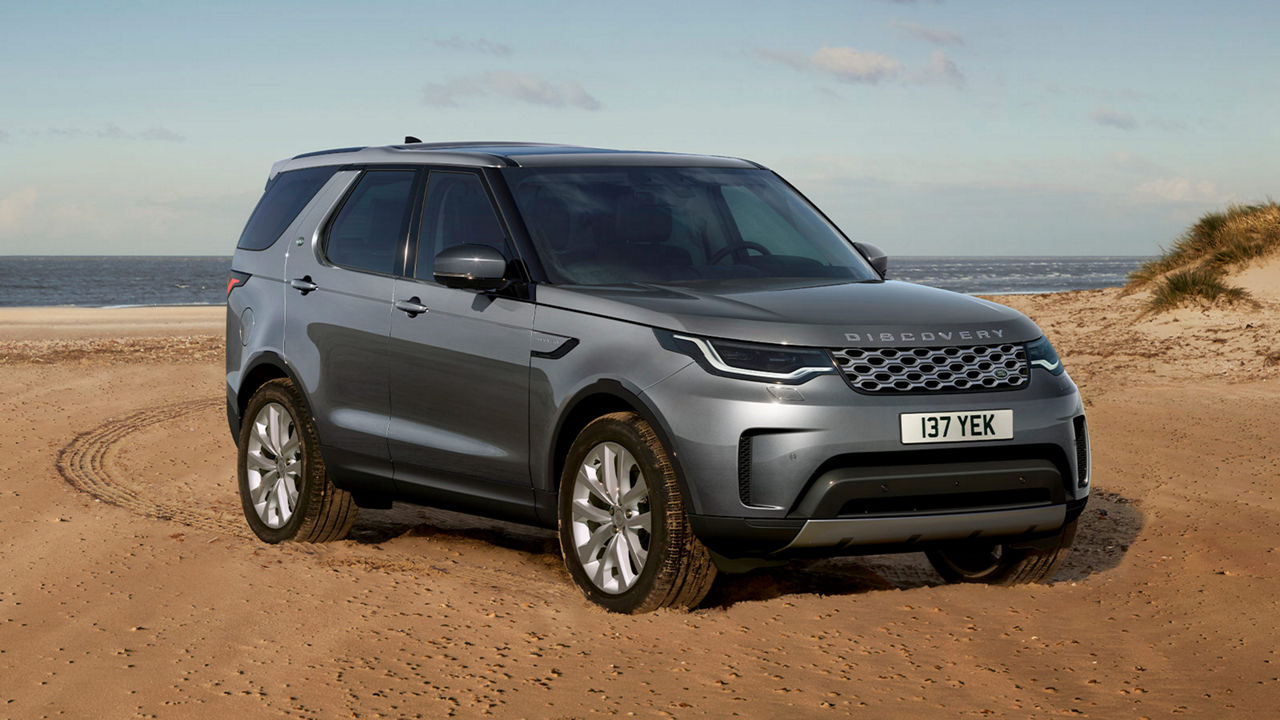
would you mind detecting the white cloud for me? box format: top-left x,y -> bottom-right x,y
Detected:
894,21 -> 964,46
761,45 -> 964,88
810,46 -> 904,84
1131,177 -> 1230,205
1090,107 -> 1138,130
423,72 -> 601,110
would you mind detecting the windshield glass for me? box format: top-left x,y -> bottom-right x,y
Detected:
502,167 -> 878,285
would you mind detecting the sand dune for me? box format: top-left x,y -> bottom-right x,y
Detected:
1,293 -> 1278,717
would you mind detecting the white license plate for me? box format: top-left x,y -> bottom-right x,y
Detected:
900,410 -> 1013,444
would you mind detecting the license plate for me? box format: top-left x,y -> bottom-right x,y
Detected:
900,410 -> 1013,444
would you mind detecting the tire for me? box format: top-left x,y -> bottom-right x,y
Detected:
237,379 -> 356,543
557,412 -> 717,613
925,518 -> 1078,585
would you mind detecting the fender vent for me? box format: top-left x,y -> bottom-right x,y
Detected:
1073,415 -> 1089,487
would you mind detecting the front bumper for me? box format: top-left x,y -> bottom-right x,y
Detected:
643,361 -> 1090,555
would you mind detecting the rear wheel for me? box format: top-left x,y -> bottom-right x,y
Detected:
558,412 -> 716,613
926,519 -> 1078,585
237,379 -> 356,543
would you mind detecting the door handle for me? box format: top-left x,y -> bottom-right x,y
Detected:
289,276 -> 318,295
394,297 -> 429,318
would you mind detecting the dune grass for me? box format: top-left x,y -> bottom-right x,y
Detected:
1127,202 -> 1280,312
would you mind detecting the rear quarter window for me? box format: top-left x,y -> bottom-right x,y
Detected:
236,166 -> 339,251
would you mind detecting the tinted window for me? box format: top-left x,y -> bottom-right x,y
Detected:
326,170 -> 416,275
415,172 -> 509,279
503,167 -> 877,286
237,166 -> 338,251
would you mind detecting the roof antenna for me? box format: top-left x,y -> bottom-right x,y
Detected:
404,136 -> 422,144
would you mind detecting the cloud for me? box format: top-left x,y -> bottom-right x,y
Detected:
42,123 -> 186,142
810,46 -> 904,84
894,21 -> 964,46
917,50 -> 965,86
423,72 -> 601,110
754,48 -> 807,70
430,36 -> 511,56
761,45 -> 963,88
139,127 -> 186,142
1090,107 -> 1138,130
1131,177 -> 1230,205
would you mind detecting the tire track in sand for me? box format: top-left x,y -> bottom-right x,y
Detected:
56,398 -> 240,535
56,399 -> 567,602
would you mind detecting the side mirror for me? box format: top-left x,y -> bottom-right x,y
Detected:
433,244 -> 508,290
853,241 -> 888,277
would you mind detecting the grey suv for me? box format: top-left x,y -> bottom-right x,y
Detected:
226,141 -> 1090,613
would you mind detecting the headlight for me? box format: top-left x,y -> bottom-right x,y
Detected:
658,331 -> 835,384
1026,335 -> 1064,375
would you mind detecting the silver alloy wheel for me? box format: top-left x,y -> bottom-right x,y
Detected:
244,401 -> 302,529
570,441 -> 652,594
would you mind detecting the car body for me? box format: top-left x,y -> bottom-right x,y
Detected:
226,141 -> 1090,611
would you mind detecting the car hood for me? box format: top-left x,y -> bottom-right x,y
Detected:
536,279 -> 1042,347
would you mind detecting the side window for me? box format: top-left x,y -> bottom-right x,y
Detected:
237,166 -> 338,251
325,170 -> 417,275
417,172 -> 509,279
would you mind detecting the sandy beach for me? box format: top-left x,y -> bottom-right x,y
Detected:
2,277 -> 1278,718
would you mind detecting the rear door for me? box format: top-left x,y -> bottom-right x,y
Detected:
283,168 -> 421,490
387,169 -> 536,517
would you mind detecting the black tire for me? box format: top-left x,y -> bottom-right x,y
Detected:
557,412 -> 716,613
237,379 -> 356,543
925,518 -> 1078,585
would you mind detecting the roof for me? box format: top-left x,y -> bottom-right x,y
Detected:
269,141 -> 761,178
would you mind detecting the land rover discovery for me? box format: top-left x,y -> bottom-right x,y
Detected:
225,141 -> 1090,613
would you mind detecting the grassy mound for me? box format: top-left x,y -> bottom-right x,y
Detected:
1128,202 -> 1280,312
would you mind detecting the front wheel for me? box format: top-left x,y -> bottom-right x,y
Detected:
558,412 -> 716,613
926,518 -> 1078,585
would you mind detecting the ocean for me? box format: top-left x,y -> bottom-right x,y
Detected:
0,255 -> 1149,308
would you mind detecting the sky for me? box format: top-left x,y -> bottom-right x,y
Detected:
0,0 -> 1276,257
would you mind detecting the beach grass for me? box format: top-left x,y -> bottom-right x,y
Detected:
1127,201 -> 1280,311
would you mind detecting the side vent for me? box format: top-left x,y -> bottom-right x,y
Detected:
1073,415 -> 1089,487
737,434 -> 753,505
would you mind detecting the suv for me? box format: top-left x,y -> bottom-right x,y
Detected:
226,141 -> 1090,613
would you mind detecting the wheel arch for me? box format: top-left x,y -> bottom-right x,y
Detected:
548,380 -> 696,511
233,352 -> 314,434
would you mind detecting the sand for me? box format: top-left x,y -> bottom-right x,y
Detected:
1,273 -> 1278,717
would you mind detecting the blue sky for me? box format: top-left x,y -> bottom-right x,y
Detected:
0,0 -> 1276,256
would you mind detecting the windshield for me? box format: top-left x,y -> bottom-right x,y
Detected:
502,167 -> 878,285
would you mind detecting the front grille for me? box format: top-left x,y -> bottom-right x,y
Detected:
831,343 -> 1029,394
